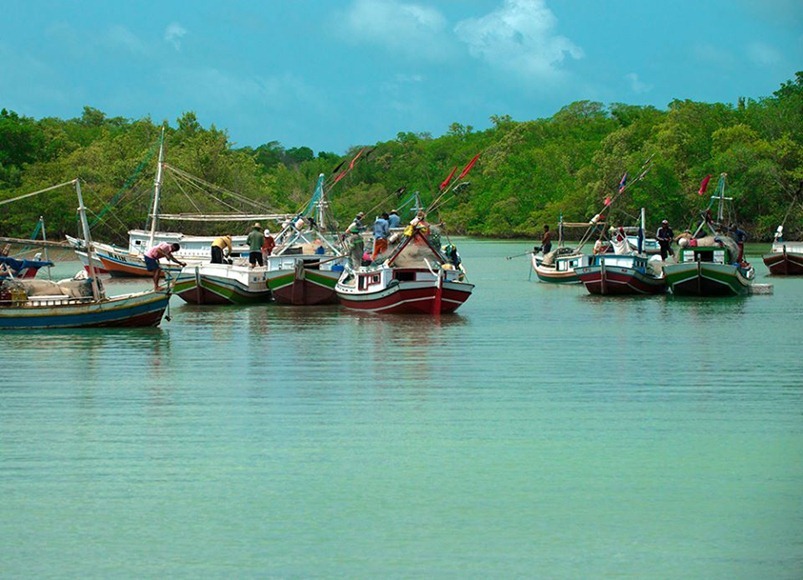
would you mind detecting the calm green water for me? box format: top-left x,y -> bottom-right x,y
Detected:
2,240 -> 802,578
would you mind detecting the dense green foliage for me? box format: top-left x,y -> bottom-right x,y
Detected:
2,73 -> 802,243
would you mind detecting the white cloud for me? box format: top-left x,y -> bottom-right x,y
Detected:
745,42 -> 782,66
454,0 -> 583,79
692,43 -> 737,69
164,23 -> 188,51
104,25 -> 150,56
624,73 -> 651,94
339,0 -> 452,60
164,66 -> 319,113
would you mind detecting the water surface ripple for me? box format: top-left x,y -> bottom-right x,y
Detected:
2,241 -> 801,577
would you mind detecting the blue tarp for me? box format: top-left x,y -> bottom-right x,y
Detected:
0,256 -> 54,275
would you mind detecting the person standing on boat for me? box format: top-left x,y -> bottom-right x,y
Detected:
211,235 -> 233,264
372,213 -> 390,261
656,220 -> 674,260
247,223 -> 265,268
352,212 -> 366,232
346,212 -> 366,268
144,242 -> 185,290
540,224 -> 552,254
730,223 -> 748,262
262,228 -> 276,258
388,209 -> 401,229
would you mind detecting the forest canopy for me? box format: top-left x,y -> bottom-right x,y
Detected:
2,72 -> 802,243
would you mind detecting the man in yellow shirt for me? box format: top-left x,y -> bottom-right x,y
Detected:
211,235 -> 232,264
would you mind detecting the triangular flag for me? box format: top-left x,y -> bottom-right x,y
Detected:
618,172 -> 628,193
439,166 -> 457,191
457,153 -> 481,180
698,174 -> 712,195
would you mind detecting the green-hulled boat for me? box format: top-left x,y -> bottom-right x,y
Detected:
664,173 -> 755,296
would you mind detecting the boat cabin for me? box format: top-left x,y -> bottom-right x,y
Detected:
553,253 -> 591,272
678,246 -> 732,265
592,253 -> 651,273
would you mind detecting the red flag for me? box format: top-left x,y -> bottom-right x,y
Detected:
332,148 -> 366,183
603,196 -> 611,207
457,153 -> 481,180
349,148 -> 364,170
439,166 -> 457,191
698,174 -> 712,195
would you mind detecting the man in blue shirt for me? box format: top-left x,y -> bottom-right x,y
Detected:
372,213 -> 390,261
388,209 -> 401,228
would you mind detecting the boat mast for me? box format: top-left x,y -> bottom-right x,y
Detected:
314,173 -> 327,229
639,207 -> 645,254
716,172 -> 727,224
39,215 -> 53,280
148,126 -> 166,248
75,179 -> 102,300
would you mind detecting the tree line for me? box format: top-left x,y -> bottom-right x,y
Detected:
1,72 -> 801,244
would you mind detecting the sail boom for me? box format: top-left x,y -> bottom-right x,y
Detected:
157,213 -> 293,222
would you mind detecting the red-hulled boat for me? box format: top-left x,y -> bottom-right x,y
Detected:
763,241 -> 803,276
576,253 -> 667,295
335,227 -> 472,315
575,209 -> 667,295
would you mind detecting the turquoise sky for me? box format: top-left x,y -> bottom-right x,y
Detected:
2,0 -> 801,154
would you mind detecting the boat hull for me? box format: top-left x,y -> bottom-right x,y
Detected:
97,248 -> 183,278
0,291 -> 169,329
531,252 -> 591,284
173,264 -> 272,305
533,267 -> 581,284
664,262 -> 752,296
576,264 -> 666,295
70,247 -> 110,275
763,247 -> 803,276
266,267 -> 341,306
98,251 -> 154,277
336,278 -> 473,314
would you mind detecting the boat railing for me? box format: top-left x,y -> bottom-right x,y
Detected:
772,241 -> 803,253
1,294 -> 98,308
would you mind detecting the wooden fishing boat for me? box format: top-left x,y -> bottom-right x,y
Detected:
532,247 -> 593,284
172,262 -> 272,305
0,279 -> 170,329
0,179 -> 170,329
576,209 -> 667,295
264,174 -> 348,305
335,227 -> 473,314
335,153 -> 480,314
664,240 -> 754,296
576,253 -> 666,295
762,240 -> 803,275
664,174 -> 755,296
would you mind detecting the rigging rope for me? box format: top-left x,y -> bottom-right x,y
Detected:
0,179 -> 77,206
89,137 -> 161,228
